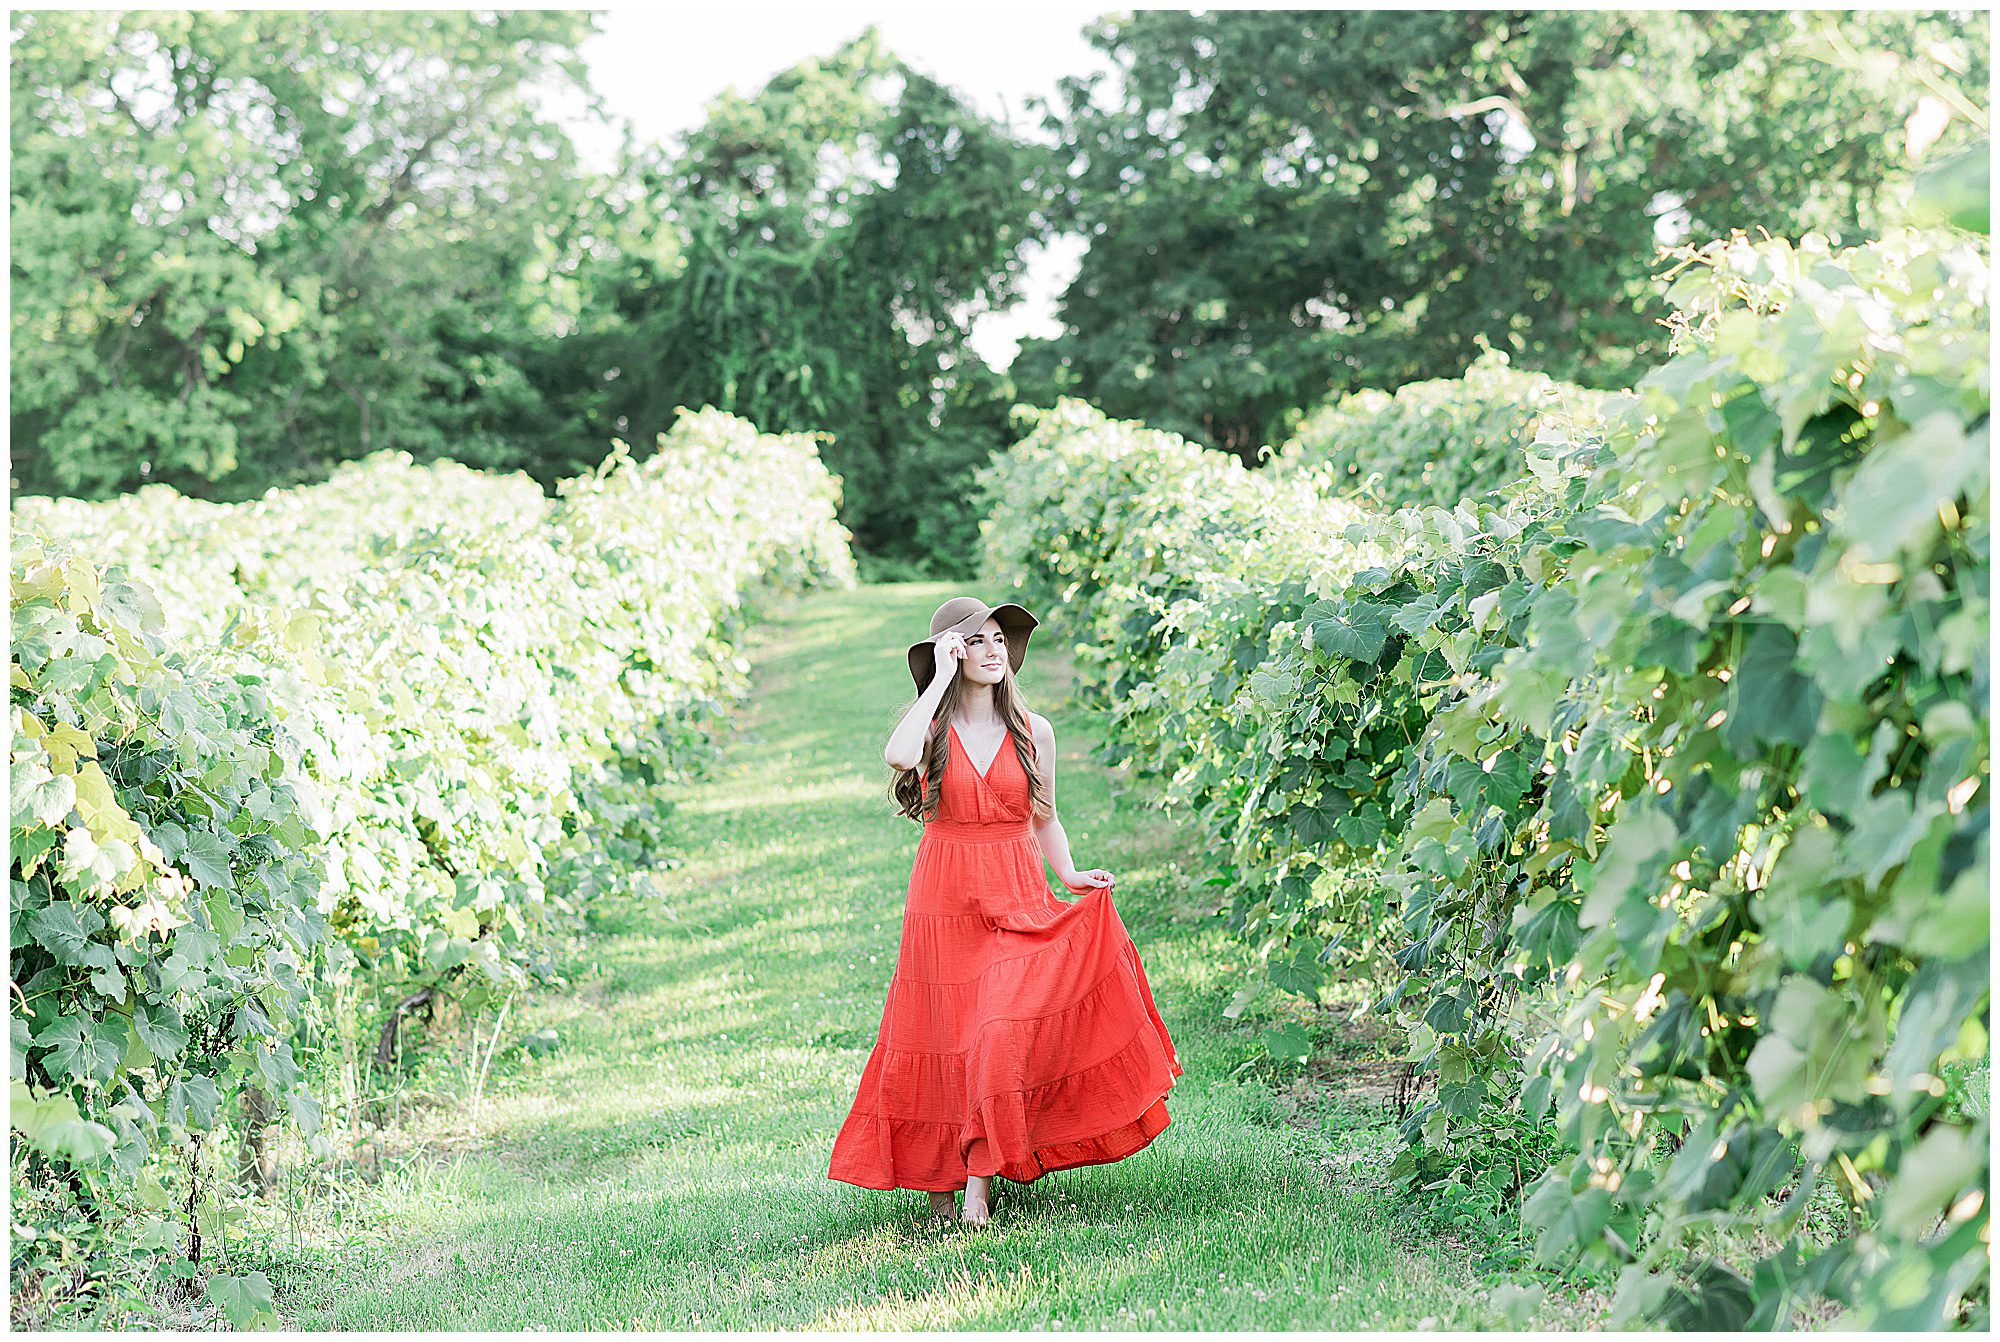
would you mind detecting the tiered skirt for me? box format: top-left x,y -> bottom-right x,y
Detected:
827,819 -> 1183,1191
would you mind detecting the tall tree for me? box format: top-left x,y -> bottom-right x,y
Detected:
10,10 -> 608,499
578,32 -> 1052,573
1015,10 -> 1990,459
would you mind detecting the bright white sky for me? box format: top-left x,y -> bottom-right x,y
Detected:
556,3 -> 1119,369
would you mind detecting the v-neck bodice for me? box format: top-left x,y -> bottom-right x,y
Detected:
919,717 -> 1031,834
950,722 -> 1005,779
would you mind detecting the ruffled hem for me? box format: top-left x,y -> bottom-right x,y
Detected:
826,1000 -> 1184,1192
827,1089 -> 1178,1191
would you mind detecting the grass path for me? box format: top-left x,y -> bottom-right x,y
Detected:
269,581 -> 1505,1329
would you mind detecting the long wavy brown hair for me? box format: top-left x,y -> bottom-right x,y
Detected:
889,654 -> 1049,826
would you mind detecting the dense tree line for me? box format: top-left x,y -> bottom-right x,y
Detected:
10,10 -> 1988,572
568,32 -> 1047,572
1012,9 -> 1990,457
10,11 -> 604,496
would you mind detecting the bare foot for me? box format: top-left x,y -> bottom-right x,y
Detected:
962,1174 -> 993,1227
928,1190 -> 958,1220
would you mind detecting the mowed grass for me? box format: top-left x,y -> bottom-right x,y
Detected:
266,581 -> 1504,1329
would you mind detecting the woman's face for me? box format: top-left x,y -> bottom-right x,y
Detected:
960,618 -> 1008,685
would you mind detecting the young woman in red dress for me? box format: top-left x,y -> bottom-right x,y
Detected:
826,596 -> 1183,1227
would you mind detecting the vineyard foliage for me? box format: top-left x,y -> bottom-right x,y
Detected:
1266,348 -> 1611,509
975,401 -> 1394,997
9,409 -> 855,1301
12,535 -> 331,1164
980,224 -> 1988,1326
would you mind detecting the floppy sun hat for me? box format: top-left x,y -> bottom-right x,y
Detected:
907,596 -> 1039,694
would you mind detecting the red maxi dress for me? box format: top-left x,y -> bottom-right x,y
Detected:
827,721 -> 1184,1192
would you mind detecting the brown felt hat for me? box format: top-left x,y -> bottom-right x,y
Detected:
907,596 -> 1039,694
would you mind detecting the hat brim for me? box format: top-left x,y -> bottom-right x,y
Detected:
907,602 -> 1038,693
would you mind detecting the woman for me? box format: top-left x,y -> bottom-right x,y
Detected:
826,596 -> 1184,1227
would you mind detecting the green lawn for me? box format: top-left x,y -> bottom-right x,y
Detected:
261,581 -> 1512,1329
